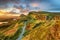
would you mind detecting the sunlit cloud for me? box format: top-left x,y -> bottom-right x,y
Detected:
30,3 -> 39,7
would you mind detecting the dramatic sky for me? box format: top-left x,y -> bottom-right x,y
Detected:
0,0 -> 60,13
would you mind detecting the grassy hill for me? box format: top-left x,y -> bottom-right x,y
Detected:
22,11 -> 60,40
0,11 -> 60,40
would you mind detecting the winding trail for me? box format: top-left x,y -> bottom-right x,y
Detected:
17,22 -> 27,40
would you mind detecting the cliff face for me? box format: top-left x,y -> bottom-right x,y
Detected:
22,11 -> 60,40
22,21 -> 60,40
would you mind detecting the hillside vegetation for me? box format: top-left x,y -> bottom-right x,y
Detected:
22,11 -> 60,40
0,11 -> 60,40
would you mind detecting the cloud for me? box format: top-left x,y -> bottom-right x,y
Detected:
0,0 -> 60,12
0,0 -> 21,5
30,3 -> 39,7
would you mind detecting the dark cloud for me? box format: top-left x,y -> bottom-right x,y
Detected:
0,0 -> 20,9
0,0 -> 42,5
0,0 -> 10,4
0,0 -> 20,4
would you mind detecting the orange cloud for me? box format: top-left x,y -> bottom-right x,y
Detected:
31,3 -> 39,7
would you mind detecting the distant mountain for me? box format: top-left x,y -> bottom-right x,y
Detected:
0,11 -> 20,21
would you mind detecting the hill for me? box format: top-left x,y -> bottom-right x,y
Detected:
0,11 -> 60,40
22,11 -> 60,40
